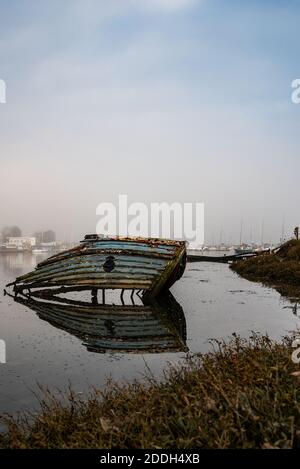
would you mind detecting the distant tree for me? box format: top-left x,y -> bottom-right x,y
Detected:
33,231 -> 43,245
33,230 -> 56,244
1,226 -> 22,242
43,230 -> 56,243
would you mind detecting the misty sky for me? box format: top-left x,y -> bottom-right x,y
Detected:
0,0 -> 299,244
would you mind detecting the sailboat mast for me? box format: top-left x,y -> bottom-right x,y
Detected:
261,220 -> 264,246
239,219 -> 243,246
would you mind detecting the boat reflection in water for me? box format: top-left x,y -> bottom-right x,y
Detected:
11,289 -> 188,354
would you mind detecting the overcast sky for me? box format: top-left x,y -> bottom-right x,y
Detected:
0,0 -> 299,244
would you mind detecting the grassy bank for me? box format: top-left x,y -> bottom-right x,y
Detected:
1,333 -> 300,449
231,240 -> 300,295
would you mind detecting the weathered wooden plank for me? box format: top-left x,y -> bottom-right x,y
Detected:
20,266 -> 161,285
9,236 -> 186,298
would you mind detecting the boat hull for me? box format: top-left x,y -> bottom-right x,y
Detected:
234,248 -> 253,255
8,236 -> 187,299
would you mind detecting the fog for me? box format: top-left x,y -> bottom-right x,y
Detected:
0,0 -> 299,244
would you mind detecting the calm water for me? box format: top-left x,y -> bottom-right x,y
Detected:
0,252 -> 300,415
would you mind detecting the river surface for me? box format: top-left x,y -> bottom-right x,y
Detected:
0,251 -> 300,416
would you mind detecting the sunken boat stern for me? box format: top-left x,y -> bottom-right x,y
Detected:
6,236 -> 187,301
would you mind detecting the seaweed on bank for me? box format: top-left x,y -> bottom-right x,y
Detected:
1,333 -> 300,449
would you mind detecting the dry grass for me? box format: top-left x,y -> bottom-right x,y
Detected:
231,240 -> 300,292
1,333 -> 300,449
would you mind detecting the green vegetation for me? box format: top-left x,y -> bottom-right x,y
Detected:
1,334 -> 300,449
231,240 -> 300,294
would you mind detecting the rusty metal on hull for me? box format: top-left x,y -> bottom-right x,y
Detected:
7,236 -> 187,300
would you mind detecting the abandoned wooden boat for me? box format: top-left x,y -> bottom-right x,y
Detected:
11,291 -> 188,354
7,235 -> 187,300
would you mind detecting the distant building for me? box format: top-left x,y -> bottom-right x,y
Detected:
7,237 -> 36,248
